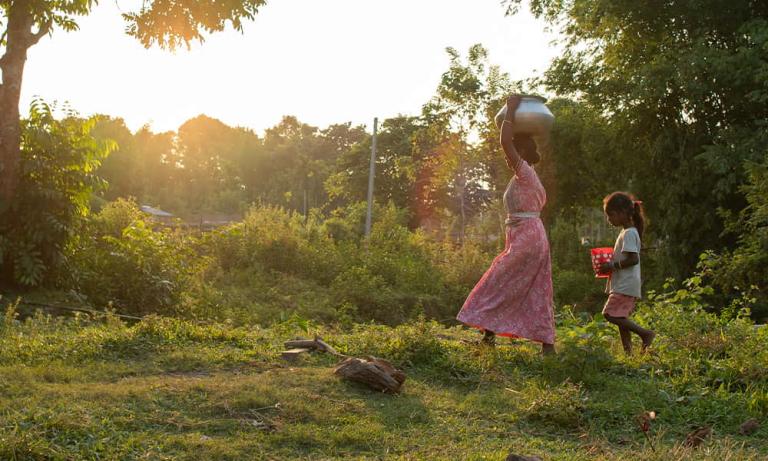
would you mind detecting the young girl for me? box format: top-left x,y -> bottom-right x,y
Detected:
599,192 -> 655,354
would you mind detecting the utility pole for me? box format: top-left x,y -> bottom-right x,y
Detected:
365,117 -> 378,237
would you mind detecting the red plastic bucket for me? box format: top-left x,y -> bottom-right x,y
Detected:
590,247 -> 614,279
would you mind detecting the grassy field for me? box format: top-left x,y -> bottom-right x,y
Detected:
0,301 -> 766,460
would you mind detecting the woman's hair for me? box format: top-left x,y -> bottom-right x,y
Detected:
513,134 -> 540,164
603,191 -> 646,239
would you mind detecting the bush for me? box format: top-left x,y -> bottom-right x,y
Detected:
202,205 -> 342,283
669,155 -> 768,322
59,200 -> 494,325
553,269 -> 605,312
0,101 -> 113,286
328,204 -> 476,323
636,277 -> 768,393
63,201 -> 197,316
193,202 -> 485,325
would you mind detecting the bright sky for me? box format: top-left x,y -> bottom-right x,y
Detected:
20,0 -> 560,134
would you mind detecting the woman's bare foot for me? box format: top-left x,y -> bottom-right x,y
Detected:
481,330 -> 496,347
641,331 -> 656,352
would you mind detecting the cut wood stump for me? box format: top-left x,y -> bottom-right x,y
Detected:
739,418 -> 760,435
333,356 -> 406,393
281,348 -> 311,362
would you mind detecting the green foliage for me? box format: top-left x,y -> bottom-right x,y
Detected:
325,116 -> 421,218
551,309 -> 616,383
637,278 -> 768,395
699,153 -> 768,320
0,101 -> 113,286
122,0 -> 267,50
548,211 -> 615,310
58,199 -> 475,325
0,0 -> 270,286
522,379 -> 586,431
333,204 -> 457,323
553,269 -> 605,312
202,205 -> 342,282
415,45 -> 516,236
189,202 -> 487,326
542,99 -> 622,216
91,114 -> 374,218
340,319 -> 449,368
62,200 -> 197,316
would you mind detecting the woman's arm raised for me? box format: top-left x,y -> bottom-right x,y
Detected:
501,95 -> 522,171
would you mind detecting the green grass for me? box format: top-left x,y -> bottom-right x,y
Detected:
0,309 -> 766,460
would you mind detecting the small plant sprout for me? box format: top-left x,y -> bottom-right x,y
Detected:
637,410 -> 656,451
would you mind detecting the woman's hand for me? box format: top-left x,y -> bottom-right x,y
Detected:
506,95 -> 522,116
599,262 -> 614,273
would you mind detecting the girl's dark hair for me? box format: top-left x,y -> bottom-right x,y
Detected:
603,191 -> 646,239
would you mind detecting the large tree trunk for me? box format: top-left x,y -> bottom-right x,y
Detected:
0,2 -> 48,207
0,3 -> 48,286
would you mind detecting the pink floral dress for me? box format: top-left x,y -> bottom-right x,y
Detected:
456,160 -> 555,344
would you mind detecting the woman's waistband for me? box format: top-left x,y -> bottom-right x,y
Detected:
505,212 -> 540,225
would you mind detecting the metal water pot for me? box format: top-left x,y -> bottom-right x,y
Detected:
495,95 -> 554,147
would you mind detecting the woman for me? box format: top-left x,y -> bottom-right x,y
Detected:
456,94 -> 556,354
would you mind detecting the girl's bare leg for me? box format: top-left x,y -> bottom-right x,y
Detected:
605,315 -> 655,352
541,343 -> 556,355
618,326 -> 632,354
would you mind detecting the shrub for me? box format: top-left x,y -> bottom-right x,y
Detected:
699,154 -> 768,321
0,101 -> 113,286
202,205 -> 342,283
63,202 -> 197,316
553,269 -> 605,312
636,278 -> 768,393
552,308 -> 617,384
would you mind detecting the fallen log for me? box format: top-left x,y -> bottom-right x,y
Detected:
333,356 -> 406,393
284,336 -> 340,356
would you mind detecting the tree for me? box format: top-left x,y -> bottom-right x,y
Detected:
417,44 -> 513,240
326,45 -> 516,235
242,116 -> 359,215
505,0 -> 768,278
129,126 -> 176,208
701,153 -> 768,320
91,117 -> 138,201
324,116 -> 422,218
0,0 -> 267,208
175,115 -> 248,212
543,98 -> 622,215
